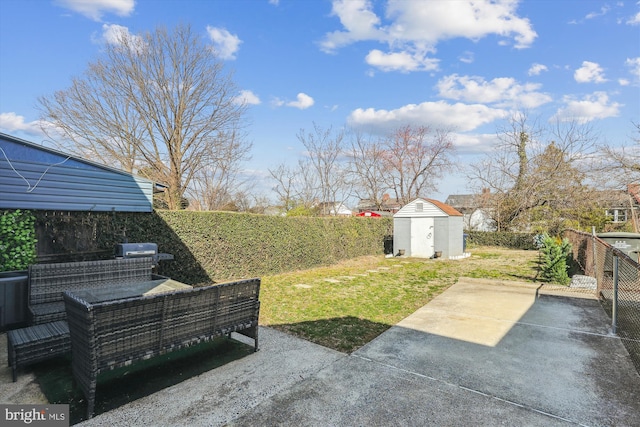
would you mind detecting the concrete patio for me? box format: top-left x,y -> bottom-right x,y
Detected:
3,278 -> 639,426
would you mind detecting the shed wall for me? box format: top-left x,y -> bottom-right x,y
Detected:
432,216 -> 464,258
434,217 -> 450,257
393,218 -> 412,256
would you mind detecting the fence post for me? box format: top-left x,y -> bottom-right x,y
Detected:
612,255 -> 619,334
591,227 -> 597,279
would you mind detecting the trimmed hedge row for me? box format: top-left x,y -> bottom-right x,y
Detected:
9,209 -> 540,284
31,210 -> 393,285
466,231 -> 537,250
148,211 -> 393,283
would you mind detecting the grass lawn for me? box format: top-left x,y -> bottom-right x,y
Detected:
260,246 -> 540,353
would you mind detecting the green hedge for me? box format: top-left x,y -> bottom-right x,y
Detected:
466,231 -> 536,250
28,210 -> 392,285
149,211 -> 393,283
0,209 -> 37,272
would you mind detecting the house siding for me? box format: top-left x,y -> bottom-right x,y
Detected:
0,134 -> 153,212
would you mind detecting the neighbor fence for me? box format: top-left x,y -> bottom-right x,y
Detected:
564,229 -> 640,373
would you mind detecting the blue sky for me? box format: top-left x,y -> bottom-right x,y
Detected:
1,0 -> 639,204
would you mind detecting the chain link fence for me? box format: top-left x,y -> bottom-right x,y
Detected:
564,229 -> 640,373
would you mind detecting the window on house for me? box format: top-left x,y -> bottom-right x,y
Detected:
605,209 -> 628,222
416,203 -> 423,212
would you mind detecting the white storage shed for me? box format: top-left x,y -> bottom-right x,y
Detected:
393,198 -> 464,259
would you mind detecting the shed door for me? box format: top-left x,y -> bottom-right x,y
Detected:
411,217 -> 434,258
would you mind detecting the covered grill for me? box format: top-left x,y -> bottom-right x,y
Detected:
114,243 -> 174,265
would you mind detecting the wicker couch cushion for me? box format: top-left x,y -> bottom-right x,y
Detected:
7,320 -> 71,382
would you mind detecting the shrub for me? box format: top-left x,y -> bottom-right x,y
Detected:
466,231 -> 537,250
539,234 -> 572,286
0,209 -> 37,272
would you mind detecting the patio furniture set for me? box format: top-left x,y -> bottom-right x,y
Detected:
6,257 -> 261,419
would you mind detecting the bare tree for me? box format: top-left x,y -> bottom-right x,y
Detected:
346,131 -> 388,210
189,128 -> 252,211
269,163 -> 297,212
297,124 -> 349,215
235,193 -> 270,214
380,125 -> 455,205
38,24 -> 249,210
269,160 -> 320,213
469,113 -> 600,231
598,121 -> 640,185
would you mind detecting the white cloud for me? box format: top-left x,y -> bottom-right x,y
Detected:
0,112 -> 45,136
320,0 -> 384,52
453,132 -> 501,154
553,92 -> 621,123
321,0 -> 537,73
206,26 -> 242,60
574,61 -> 607,83
347,101 -> 507,134
54,0 -> 134,21
459,51 -> 474,64
287,93 -> 315,109
627,11 -> 640,25
235,90 -> 261,105
97,23 -> 144,51
585,5 -> 611,20
365,49 -> 439,72
528,63 -> 548,76
385,0 -> 537,48
626,57 -> 640,81
436,74 -> 552,108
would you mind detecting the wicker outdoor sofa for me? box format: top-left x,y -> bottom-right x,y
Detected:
63,277 -> 261,419
7,257 -> 162,381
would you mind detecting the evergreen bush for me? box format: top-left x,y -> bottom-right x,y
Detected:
539,234 -> 572,285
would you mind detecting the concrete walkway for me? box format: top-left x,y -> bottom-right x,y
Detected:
4,278 -> 640,426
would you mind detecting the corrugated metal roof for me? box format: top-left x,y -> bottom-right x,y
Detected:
0,132 -> 155,212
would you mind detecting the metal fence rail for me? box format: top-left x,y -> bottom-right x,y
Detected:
564,229 -> 640,373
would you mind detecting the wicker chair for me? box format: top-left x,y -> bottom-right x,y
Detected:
6,257 -> 158,381
64,277 -> 260,419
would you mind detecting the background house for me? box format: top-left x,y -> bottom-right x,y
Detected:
393,198 -> 464,259
0,132 -> 158,212
445,190 -> 496,232
357,194 -> 403,214
596,184 -> 640,232
316,201 -> 352,216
